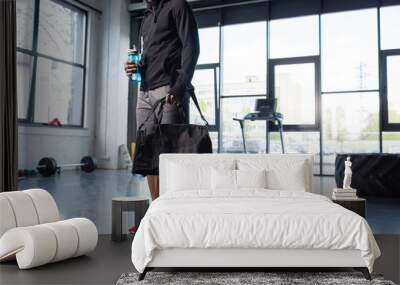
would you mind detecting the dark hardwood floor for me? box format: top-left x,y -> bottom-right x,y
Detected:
0,235 -> 132,285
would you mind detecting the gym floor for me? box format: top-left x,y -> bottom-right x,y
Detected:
0,170 -> 399,284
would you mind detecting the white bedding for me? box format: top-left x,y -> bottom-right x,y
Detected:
131,190 -> 380,273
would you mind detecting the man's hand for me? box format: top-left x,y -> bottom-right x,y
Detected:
124,61 -> 137,76
165,94 -> 176,104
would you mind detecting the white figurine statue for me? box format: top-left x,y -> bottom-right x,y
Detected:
343,156 -> 353,190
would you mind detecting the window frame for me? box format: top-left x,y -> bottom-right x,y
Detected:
380,49 -> 400,131
268,56 -> 321,132
17,0 -> 88,128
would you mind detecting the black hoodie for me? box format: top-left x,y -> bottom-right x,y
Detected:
139,0 -> 200,101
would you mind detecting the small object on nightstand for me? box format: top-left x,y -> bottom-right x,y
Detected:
332,194 -> 366,218
332,187 -> 358,200
343,156 -> 353,190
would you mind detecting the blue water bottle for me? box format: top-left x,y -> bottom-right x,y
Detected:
127,45 -> 141,83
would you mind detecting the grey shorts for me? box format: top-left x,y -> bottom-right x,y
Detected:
136,85 -> 189,131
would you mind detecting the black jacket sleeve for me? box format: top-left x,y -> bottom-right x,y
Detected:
169,0 -> 200,100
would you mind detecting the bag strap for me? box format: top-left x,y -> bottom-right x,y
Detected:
157,101 -> 187,124
138,92 -> 209,130
137,91 -> 208,131
137,98 -> 165,131
185,87 -> 209,126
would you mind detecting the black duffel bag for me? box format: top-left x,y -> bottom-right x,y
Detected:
132,90 -> 212,176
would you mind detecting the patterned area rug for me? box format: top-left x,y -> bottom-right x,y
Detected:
116,272 -> 396,285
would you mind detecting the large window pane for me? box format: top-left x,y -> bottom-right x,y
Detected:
274,63 -> 316,125
270,15 -> 319,59
387,55 -> 400,124
222,22 -> 266,96
198,27 -> 219,64
38,0 -> 86,64
321,9 -> 378,92
269,132 -> 320,174
34,57 -> 84,126
322,92 -> 379,174
190,69 -> 216,125
16,0 -> 35,50
221,97 -> 266,153
383,132 -> 400,153
380,5 -> 400,50
17,52 -> 34,119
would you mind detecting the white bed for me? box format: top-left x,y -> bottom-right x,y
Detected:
131,154 -> 380,280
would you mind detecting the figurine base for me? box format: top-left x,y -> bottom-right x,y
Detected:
333,188 -> 357,192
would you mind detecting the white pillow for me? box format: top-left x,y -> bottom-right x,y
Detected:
237,158 -> 308,191
266,168 -> 306,192
165,159 -> 236,192
167,162 -> 209,191
236,169 -> 267,189
211,168 -> 237,191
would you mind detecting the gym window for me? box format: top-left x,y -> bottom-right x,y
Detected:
16,0 -> 88,127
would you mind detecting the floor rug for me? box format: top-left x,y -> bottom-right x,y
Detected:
116,271 -> 396,285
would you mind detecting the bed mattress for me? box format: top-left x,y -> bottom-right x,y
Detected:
131,190 -> 380,273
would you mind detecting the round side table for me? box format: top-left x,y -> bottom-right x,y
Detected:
111,197 -> 149,242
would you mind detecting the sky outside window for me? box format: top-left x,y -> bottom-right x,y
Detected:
321,9 -> 379,92
222,21 -> 267,96
380,5 -> 400,50
270,15 -> 319,59
197,27 -> 220,64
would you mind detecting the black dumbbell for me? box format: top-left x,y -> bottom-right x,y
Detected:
37,156 -> 97,177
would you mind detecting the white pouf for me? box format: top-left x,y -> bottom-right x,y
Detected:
0,189 -> 98,269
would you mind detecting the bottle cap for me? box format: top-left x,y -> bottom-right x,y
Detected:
128,45 -> 137,54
